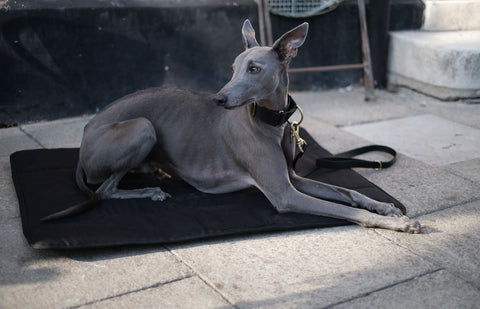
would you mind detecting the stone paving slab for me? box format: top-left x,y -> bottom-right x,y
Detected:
294,88 -> 480,129
300,116 -> 371,154
397,90 -> 480,130
0,216 -> 194,309
342,114 -> 480,167
21,116 -> 92,149
83,276 -> 233,309
168,227 -> 439,309
292,89 -> 418,127
0,156 -> 19,221
359,154 -> 480,217
376,200 -> 480,290
446,158 -> 480,184
0,127 -> 41,157
332,269 -> 480,309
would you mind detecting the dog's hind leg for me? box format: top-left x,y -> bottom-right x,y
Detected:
95,171 -> 170,201
81,117 -> 170,201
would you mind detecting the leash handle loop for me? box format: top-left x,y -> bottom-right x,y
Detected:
315,145 -> 397,170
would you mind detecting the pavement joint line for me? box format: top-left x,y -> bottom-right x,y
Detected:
320,268 -> 445,309
332,113 -> 423,128
440,268 -> 480,293
443,165 -> 480,185
396,85 -> 480,103
372,228 -> 437,265
66,274 -> 195,309
409,196 -> 480,219
167,248 -> 239,309
18,125 -> 45,149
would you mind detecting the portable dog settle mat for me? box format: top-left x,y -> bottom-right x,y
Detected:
10,130 -> 406,249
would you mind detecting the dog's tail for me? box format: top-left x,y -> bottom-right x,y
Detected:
75,163 -> 96,199
41,165 -> 99,222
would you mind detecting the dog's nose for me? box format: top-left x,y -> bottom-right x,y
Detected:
213,94 -> 228,106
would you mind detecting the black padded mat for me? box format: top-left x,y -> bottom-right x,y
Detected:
10,130 -> 405,249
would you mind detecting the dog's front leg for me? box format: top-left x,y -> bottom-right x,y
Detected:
280,127 -> 400,216
253,154 -> 423,233
288,172 -> 404,217
266,184 -> 422,233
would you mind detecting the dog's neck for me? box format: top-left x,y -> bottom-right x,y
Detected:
255,69 -> 289,111
247,70 -> 297,127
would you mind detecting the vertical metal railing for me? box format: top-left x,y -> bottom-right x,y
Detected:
257,0 -> 376,101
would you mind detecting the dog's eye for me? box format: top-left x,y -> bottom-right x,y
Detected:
248,66 -> 261,74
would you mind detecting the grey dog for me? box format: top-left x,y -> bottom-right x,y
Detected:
43,20 -> 423,233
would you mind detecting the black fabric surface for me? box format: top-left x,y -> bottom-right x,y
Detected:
10,130 -> 405,249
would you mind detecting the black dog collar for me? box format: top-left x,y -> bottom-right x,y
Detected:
250,95 -> 298,127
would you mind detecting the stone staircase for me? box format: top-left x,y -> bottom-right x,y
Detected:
388,0 -> 480,101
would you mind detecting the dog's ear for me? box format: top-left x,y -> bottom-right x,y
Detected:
242,20 -> 260,49
272,22 -> 309,63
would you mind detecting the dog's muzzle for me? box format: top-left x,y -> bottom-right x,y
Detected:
213,94 -> 228,107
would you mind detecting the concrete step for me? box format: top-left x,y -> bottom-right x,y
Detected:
423,0 -> 480,31
388,30 -> 480,100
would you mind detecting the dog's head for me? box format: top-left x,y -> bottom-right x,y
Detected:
214,19 -> 308,109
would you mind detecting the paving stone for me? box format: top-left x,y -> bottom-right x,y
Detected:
332,269 -> 480,309
168,227 -> 438,309
83,276 -> 233,309
21,116 -> 92,149
1,147 -> 22,221
343,114 -> 480,166
0,217 -> 194,309
0,127 -> 41,157
445,158 -> 480,185
375,200 -> 480,289
0,156 -> 20,220
359,154 -> 480,217
0,196 -> 20,222
292,89 -> 417,127
301,117 -> 372,154
398,88 -> 480,130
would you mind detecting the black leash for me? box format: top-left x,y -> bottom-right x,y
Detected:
292,141 -> 308,170
315,145 -> 396,170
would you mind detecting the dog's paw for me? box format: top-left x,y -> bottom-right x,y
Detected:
151,191 -> 171,201
397,216 -> 425,234
372,215 -> 425,233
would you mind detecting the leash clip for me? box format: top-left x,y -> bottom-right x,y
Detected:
289,105 -> 307,153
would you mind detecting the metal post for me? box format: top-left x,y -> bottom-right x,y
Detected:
262,0 -> 274,46
357,0 -> 376,101
257,0 -> 266,46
